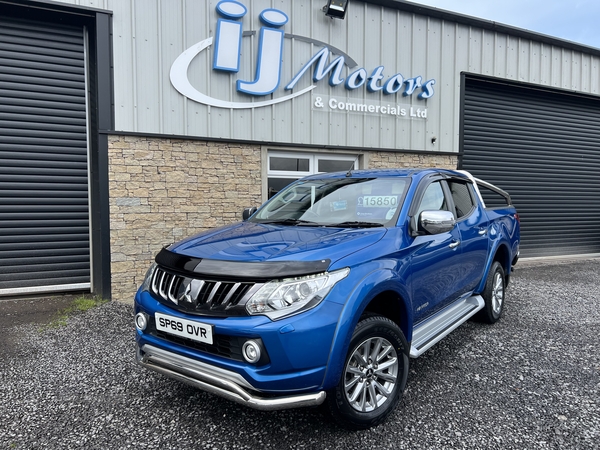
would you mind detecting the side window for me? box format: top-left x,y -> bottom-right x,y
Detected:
476,182 -> 511,208
416,181 -> 449,218
448,181 -> 475,219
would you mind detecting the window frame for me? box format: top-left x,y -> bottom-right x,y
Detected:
263,148 -> 362,201
447,179 -> 476,220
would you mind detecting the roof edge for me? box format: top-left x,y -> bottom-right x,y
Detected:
360,0 -> 600,58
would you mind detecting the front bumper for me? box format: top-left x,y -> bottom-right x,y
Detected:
136,343 -> 326,411
135,287 -> 345,393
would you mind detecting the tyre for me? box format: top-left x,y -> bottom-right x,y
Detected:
475,261 -> 505,324
327,315 -> 409,430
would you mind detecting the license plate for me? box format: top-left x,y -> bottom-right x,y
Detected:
155,312 -> 213,345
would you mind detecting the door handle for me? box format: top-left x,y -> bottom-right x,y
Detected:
478,228 -> 488,235
449,240 -> 460,249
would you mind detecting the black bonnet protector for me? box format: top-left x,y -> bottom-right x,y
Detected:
155,247 -> 331,282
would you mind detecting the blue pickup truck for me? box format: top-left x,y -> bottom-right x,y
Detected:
134,168 -> 520,429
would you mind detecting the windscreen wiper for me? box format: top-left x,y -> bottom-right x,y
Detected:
258,218 -> 319,226
324,221 -> 384,228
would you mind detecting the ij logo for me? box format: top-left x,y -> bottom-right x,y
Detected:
170,0 -> 436,110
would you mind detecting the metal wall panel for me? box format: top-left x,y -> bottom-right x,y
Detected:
50,0 -> 600,155
0,16 -> 90,294
158,0 -> 184,135
460,76 -> 600,257
134,0 -> 161,132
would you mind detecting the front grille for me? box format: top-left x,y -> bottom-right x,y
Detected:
150,266 -> 259,316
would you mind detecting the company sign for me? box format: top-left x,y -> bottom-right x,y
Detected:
170,1 -> 436,111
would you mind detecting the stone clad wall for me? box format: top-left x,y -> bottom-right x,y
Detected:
107,135 -> 457,302
368,151 -> 458,170
108,135 -> 262,302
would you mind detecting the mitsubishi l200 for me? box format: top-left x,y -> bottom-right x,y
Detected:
134,168 -> 520,429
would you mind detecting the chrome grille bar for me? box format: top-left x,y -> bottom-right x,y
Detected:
221,282 -> 241,305
167,275 -> 179,303
158,271 -> 168,298
206,282 -> 222,305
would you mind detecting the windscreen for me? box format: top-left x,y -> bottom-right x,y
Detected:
251,177 -> 409,227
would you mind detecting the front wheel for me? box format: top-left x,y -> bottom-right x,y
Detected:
327,315 -> 409,430
475,261 -> 505,324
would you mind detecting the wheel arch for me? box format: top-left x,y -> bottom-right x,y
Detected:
361,290 -> 411,344
321,270 -> 413,391
476,241 -> 511,293
493,243 -> 511,275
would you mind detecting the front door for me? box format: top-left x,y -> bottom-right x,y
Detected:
409,180 -> 463,323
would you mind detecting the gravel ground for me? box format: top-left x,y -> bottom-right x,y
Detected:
1,259 -> 599,449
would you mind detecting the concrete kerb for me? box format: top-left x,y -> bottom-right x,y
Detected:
517,253 -> 600,267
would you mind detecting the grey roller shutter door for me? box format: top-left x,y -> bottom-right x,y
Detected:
460,76 -> 600,258
0,17 -> 90,295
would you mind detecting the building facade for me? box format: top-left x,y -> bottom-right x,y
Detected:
1,0 -> 599,301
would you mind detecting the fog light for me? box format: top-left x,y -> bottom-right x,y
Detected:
135,312 -> 149,331
242,340 -> 262,364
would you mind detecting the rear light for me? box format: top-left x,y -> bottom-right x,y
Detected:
514,213 -> 520,223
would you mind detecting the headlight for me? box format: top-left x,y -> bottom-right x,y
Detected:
141,262 -> 157,292
246,267 -> 350,320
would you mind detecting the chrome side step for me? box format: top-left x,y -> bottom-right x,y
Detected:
409,295 -> 484,358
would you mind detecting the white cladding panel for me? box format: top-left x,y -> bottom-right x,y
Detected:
52,0 -> 600,153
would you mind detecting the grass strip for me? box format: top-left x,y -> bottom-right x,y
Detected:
43,296 -> 109,330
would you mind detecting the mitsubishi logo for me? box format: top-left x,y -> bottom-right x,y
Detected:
176,279 -> 204,305
181,282 -> 193,303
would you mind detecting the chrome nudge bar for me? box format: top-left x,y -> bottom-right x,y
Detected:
136,344 -> 326,411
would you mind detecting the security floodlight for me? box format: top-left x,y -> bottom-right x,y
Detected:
323,0 -> 348,19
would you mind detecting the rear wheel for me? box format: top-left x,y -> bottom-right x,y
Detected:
327,315 -> 409,430
476,261 -> 505,324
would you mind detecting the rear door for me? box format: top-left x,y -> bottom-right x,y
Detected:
447,179 -> 489,294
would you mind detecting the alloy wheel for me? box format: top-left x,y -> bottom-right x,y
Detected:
343,337 -> 398,412
491,271 -> 504,315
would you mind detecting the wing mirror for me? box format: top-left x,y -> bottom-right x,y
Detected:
242,207 -> 257,221
419,210 -> 456,235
